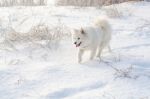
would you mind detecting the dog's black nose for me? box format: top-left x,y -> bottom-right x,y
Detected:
74,42 -> 77,45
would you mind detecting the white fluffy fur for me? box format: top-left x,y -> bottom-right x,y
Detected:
72,17 -> 112,63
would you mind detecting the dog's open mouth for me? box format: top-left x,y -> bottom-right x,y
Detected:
76,42 -> 82,47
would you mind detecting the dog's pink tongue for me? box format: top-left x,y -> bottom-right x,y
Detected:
76,44 -> 79,47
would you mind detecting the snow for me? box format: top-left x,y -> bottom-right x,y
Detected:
0,1 -> 150,99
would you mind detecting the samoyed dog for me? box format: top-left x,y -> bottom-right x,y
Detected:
72,17 -> 112,63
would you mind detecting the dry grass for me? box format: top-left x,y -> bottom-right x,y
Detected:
56,0 -> 143,7
0,18 -> 70,51
102,5 -> 122,18
0,0 -> 46,7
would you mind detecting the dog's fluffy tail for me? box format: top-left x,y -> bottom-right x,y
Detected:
94,17 -> 111,34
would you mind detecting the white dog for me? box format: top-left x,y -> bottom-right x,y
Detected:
72,17 -> 112,63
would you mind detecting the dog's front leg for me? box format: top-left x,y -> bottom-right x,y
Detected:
78,49 -> 84,63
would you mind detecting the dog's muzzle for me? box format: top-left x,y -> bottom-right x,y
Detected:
74,42 -> 82,47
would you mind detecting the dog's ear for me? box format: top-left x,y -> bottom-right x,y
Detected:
80,28 -> 85,35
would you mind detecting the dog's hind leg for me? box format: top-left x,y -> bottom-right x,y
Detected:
96,46 -> 101,58
90,48 -> 97,60
97,43 -> 105,61
108,45 -> 112,53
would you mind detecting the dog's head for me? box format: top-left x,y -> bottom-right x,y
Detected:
72,28 -> 88,48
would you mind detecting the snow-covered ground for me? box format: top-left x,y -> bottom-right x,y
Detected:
0,1 -> 150,99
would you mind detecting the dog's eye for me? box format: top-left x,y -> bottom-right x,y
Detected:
78,37 -> 80,40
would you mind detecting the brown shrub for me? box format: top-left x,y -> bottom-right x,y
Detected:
56,0 -> 143,6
